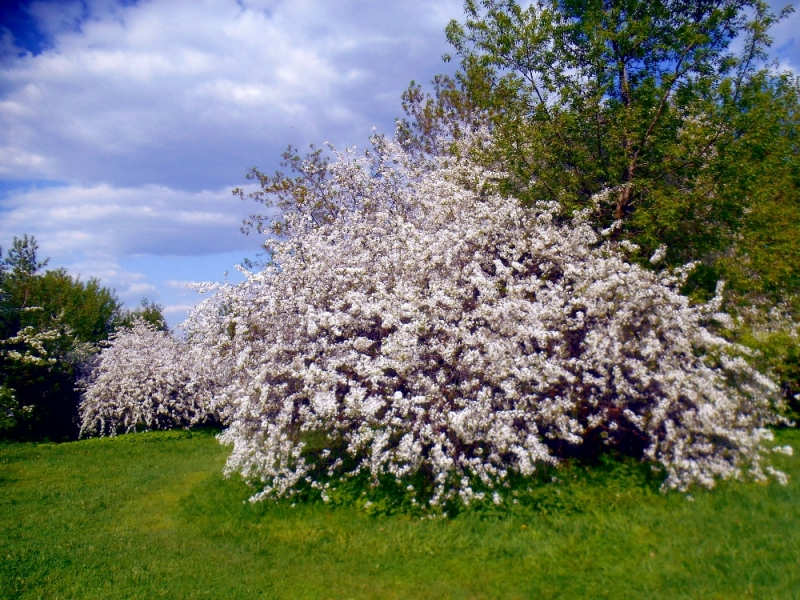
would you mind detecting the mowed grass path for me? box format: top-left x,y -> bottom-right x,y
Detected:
1,428 -> 799,599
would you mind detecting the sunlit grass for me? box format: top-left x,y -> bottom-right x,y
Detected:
2,428 -> 799,598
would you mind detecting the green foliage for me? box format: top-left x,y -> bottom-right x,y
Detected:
0,237 -> 95,439
12,270 -> 120,344
444,0 -> 785,250
1,237 -> 116,340
113,298 -> 168,332
734,324 -> 800,419
1,234 -> 48,279
0,319 -> 88,441
1,429 -> 799,597
715,71 -> 800,308
0,384 -> 30,433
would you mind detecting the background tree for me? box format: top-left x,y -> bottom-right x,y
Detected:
402,1 -> 798,292
114,298 -> 168,332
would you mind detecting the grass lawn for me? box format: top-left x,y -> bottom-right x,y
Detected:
1,428 -> 799,599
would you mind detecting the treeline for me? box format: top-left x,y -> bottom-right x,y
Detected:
0,235 -> 166,440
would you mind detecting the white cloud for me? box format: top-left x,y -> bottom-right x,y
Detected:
0,0 -> 461,191
127,282 -> 157,295
162,303 -> 199,315
0,146 -> 52,177
164,279 -> 203,289
0,182 -> 258,259
0,178 -> 264,325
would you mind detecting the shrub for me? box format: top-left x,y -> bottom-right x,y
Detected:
79,320 -> 221,435
181,134 -> 787,508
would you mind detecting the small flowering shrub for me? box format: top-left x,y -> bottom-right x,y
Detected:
79,320 -> 221,435
177,134 -> 787,508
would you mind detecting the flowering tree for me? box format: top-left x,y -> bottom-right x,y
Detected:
79,320 -> 222,435
79,131 -> 789,507
173,133 -> 787,508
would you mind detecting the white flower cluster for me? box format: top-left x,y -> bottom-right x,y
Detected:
2,325 -> 62,366
79,320 -> 222,435
80,134 -> 788,506
171,134 -> 784,505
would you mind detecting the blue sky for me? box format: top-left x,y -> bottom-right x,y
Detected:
0,0 -> 797,326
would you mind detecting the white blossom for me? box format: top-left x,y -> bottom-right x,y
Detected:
650,245 -> 668,265
79,320 -> 224,435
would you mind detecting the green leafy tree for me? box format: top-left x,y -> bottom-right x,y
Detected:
0,235 -> 49,335
404,1 -> 798,277
718,71 -> 800,301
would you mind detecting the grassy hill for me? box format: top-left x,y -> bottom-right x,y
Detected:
1,428 -> 799,599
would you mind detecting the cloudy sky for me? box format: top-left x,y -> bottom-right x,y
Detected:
0,0 -> 798,325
